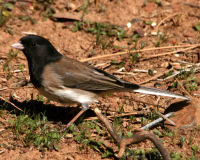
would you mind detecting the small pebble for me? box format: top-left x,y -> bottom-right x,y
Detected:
175,54 -> 180,57
127,22 -> 132,28
151,22 -> 157,27
151,31 -> 158,36
160,62 -> 169,68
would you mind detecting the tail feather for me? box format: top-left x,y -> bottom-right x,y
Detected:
133,86 -> 189,100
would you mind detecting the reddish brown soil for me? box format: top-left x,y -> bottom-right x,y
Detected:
0,0 -> 200,159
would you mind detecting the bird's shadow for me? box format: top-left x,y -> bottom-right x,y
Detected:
1,98 -> 190,126
164,100 -> 190,113
1,97 -> 95,125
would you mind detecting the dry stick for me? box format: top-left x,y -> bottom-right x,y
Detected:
85,98 -> 166,121
143,45 -> 200,60
84,111 -> 139,121
155,13 -> 179,33
139,68 -> 174,85
113,71 -> 136,76
163,66 -> 200,81
176,78 -> 192,98
141,112 -> 175,130
156,111 -> 176,126
0,85 -> 34,91
94,108 -> 170,160
80,44 -> 199,62
0,96 -> 23,112
0,87 -> 8,91
0,70 -> 27,75
94,108 -> 120,143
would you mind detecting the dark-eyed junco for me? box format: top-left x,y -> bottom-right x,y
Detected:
11,35 -> 189,127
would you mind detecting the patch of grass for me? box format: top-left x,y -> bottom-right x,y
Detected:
153,0 -> 162,6
124,148 -> 162,160
3,49 -> 19,79
9,112 -> 62,151
193,22 -> 200,31
177,136 -> 186,148
18,15 -> 37,25
97,4 -> 107,13
17,64 -> 25,72
127,32 -> 139,46
72,21 -> 128,49
0,102 -> 9,118
153,129 -> 163,137
0,1 -> 14,27
166,68 -> 199,92
37,95 -> 45,102
129,52 -> 140,64
0,0 -> 55,31
67,119 -> 164,159
177,69 -> 194,80
163,130 -> 174,137
67,121 -> 115,158
177,69 -> 199,91
155,34 -> 168,47
147,111 -> 159,120
191,145 -> 199,155
77,0 -> 92,19
110,60 -> 124,69
164,70 -> 174,78
34,0 -> 55,20
170,152 -> 183,159
182,77 -> 198,91
17,0 -> 55,24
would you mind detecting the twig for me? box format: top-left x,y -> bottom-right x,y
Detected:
114,69 -> 157,75
156,13 -> 179,33
94,108 -> 120,142
80,44 -> 199,62
0,87 -> 8,91
139,68 -> 174,85
85,97 -> 168,121
176,79 -> 192,98
0,55 -> 8,59
162,71 -> 180,81
143,44 -> 200,60
184,3 -> 200,9
156,112 -> 176,126
0,149 -> 5,155
0,85 -> 34,91
162,66 -> 200,81
176,60 -> 194,64
94,108 -> 170,160
141,112 -> 174,130
133,68 -> 157,73
84,111 -> 139,121
113,71 -> 136,76
194,93 -> 200,97
0,96 -> 23,112
0,69 -> 27,75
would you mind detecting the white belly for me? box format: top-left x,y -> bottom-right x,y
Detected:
38,86 -> 98,105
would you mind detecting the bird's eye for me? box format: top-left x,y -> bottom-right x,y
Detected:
31,42 -> 37,47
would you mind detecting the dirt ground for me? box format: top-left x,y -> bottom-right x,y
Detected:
0,0 -> 200,159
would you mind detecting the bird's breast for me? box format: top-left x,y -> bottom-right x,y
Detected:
38,86 -> 98,105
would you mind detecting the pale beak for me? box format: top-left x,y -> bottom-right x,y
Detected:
11,42 -> 24,50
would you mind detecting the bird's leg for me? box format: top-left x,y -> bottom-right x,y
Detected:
65,103 -> 89,129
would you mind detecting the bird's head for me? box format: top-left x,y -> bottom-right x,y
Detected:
11,35 -> 62,62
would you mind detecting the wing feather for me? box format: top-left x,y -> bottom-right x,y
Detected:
50,57 -> 124,91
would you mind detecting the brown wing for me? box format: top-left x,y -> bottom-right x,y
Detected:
49,57 -> 125,91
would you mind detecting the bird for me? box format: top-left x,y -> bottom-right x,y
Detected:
11,35 -> 189,128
